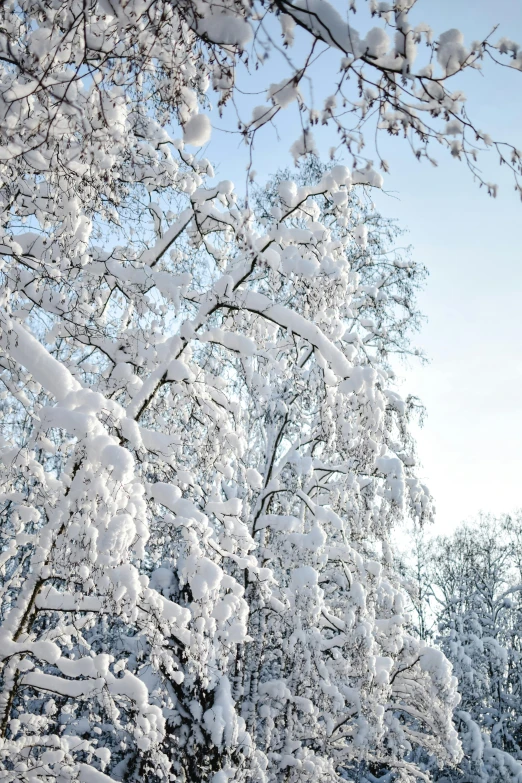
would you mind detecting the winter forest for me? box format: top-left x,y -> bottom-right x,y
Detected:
0,1 -> 521,781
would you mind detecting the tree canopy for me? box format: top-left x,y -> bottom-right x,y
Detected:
1,0 -> 521,200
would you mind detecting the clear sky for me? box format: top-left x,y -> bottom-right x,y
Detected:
202,0 -> 522,533
371,0 -> 522,532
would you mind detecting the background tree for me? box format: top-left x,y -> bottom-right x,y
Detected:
404,515 -> 522,783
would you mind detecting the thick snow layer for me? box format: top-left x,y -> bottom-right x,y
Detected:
183,114 -> 212,146
0,309 -> 81,401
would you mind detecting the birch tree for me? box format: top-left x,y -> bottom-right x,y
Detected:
0,137 -> 462,779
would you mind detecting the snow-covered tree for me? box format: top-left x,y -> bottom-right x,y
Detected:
405,516 -> 522,783
0,132 -> 462,777
4,1 -> 520,780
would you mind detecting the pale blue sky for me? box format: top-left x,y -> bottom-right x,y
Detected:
370,0 -> 522,530
201,0 -> 522,532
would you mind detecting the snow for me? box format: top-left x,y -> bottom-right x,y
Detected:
331,165 -> 352,185
268,78 -> 301,109
354,224 -> 368,249
280,13 -> 296,46
107,670 -> 149,706
79,764 -> 115,783
284,0 -> 363,56
259,679 -> 292,700
290,129 -> 318,163
232,290 -> 355,380
245,468 -> 263,489
203,676 -> 238,749
352,164 -> 384,188
291,565 -> 319,589
167,358 -> 194,382
206,498 -> 242,516
364,27 -> 390,58
98,514 -> 137,563
57,654 -> 110,678
0,308 -> 81,401
100,443 -> 135,484
141,209 -> 193,266
21,672 -> 105,698
437,29 -> 469,75
189,557 -> 223,601
278,180 -> 298,207
195,14 -> 252,48
150,482 -> 182,511
183,113 -> 212,146
250,103 -> 278,130
0,631 -> 61,664
201,328 -> 257,357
